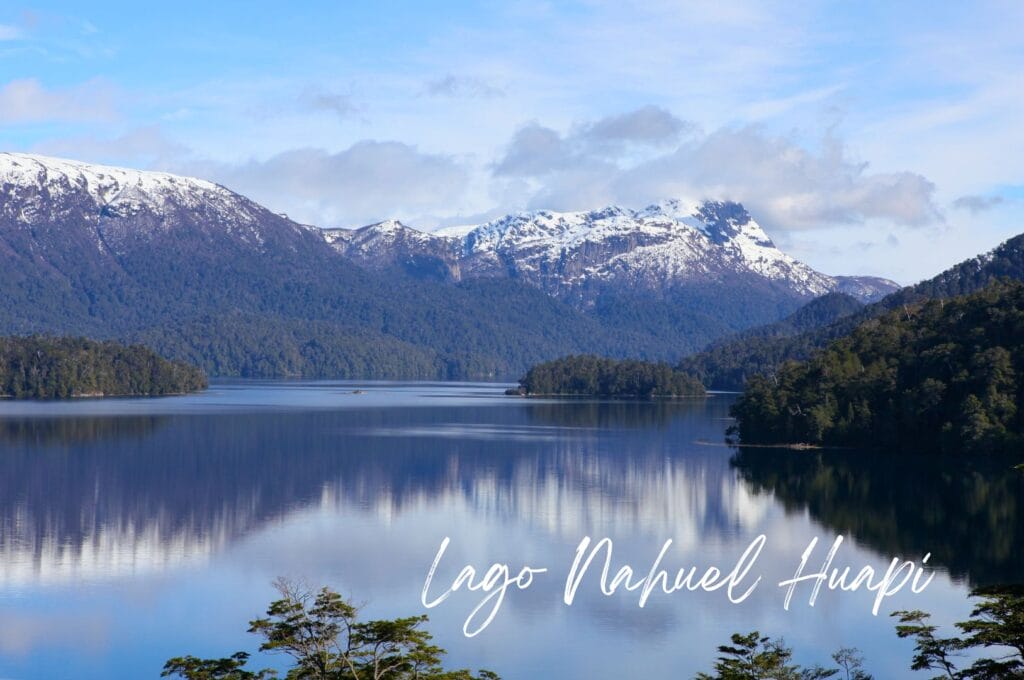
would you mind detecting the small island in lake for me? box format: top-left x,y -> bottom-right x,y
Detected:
729,280 -> 1024,454
0,336 -> 207,399
513,355 -> 706,398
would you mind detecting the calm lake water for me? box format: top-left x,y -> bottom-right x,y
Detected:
0,381 -> 1020,678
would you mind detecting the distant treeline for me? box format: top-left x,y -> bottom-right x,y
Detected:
730,280 -> 1024,453
517,355 -> 705,398
0,336 -> 207,399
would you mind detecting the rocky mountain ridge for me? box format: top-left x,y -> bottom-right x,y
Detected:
323,199 -> 898,304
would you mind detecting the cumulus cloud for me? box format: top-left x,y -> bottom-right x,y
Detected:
192,142 -> 469,227
423,75 -> 503,99
22,103 -> 941,238
493,109 -> 941,232
29,128 -> 469,228
952,194 -> 1004,214
0,78 -> 116,123
577,105 -> 691,148
495,106 -> 688,176
493,123 -> 576,176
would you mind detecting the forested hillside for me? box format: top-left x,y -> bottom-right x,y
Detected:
681,233 -> 1024,389
0,336 -> 207,399
729,280 -> 1024,453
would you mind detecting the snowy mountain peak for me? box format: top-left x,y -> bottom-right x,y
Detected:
0,152 -> 225,208
466,205 -> 657,254
637,198 -> 703,221
324,219 -> 454,246
323,200 -> 901,303
0,152 -> 316,255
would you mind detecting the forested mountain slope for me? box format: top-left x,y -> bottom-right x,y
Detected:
680,233 -> 1024,389
729,279 -> 1024,454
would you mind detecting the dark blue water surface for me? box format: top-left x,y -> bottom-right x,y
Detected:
0,381 -> 1020,678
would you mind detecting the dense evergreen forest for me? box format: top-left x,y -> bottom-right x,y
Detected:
0,336 -> 207,399
729,280 -> 1024,453
681,233 -> 1024,389
517,355 -> 706,398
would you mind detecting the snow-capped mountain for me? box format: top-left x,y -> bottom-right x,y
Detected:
324,218 -> 465,281
323,199 -> 899,303
0,152 -> 315,257
0,152 -> 903,377
0,152 -> 352,338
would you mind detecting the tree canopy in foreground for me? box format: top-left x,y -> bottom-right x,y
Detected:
163,578 -> 498,680
697,586 -> 1024,679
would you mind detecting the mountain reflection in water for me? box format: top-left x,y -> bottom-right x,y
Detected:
0,382 -> 1016,679
0,397 -> 754,584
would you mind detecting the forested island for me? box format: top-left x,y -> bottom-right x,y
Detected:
0,336 -> 207,399
515,355 -> 706,398
729,280 -> 1024,454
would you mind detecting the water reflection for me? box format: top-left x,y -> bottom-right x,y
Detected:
524,399 -> 705,429
0,415 -> 166,446
0,398 -> 756,584
731,447 -> 1024,586
0,386 -> 1017,679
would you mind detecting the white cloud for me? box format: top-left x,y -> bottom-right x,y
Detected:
0,78 -> 116,123
493,123 -> 574,176
0,23 -> 21,40
188,142 -> 470,228
494,106 -> 689,175
577,105 -> 691,150
492,110 -> 940,232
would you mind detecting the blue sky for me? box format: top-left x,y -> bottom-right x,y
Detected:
1,1 -> 1021,283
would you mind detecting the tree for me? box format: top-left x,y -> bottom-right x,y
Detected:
893,587 -> 1024,679
891,610 -> 961,679
700,588 -> 1024,680
163,579 -> 499,680
831,647 -> 871,680
956,586 -> 1024,678
695,631 -> 840,679
162,653 -> 275,680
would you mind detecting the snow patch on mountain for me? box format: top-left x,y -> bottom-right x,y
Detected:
324,200 -> 887,301
0,153 -> 899,304
0,152 -> 225,208
0,153 -> 317,253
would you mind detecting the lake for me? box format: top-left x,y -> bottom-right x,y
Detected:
0,381 -> 1020,678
